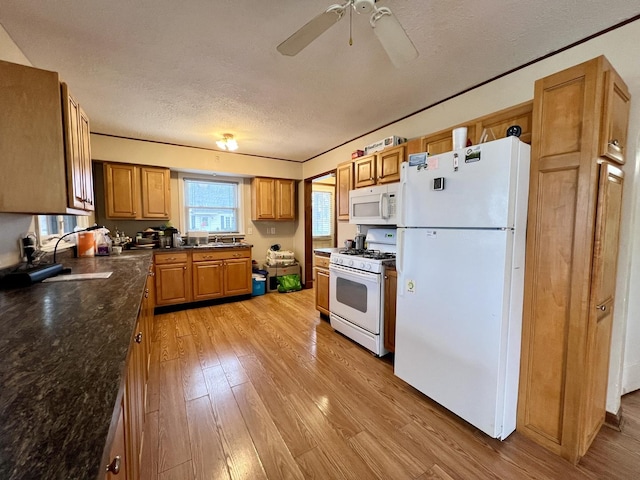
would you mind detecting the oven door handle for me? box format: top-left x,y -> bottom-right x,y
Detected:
330,264 -> 381,283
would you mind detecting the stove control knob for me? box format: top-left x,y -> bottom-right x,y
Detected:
360,262 -> 365,269
365,263 -> 372,271
348,259 -> 354,267
337,258 -> 342,264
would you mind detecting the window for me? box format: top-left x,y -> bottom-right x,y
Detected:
36,215 -> 88,249
312,190 -> 333,237
182,177 -> 240,233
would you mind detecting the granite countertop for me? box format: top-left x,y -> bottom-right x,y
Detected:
0,251 -> 153,480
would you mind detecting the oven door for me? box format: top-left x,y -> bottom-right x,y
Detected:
329,264 -> 382,334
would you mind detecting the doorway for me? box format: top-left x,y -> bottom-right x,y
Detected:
303,171 -> 337,288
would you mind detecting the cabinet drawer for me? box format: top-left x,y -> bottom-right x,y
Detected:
193,249 -> 250,262
154,252 -> 189,264
314,255 -> 330,269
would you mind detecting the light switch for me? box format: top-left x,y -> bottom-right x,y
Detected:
247,227 -> 253,235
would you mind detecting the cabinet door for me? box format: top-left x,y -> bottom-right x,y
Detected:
276,179 -> 296,220
105,399 -> 128,480
62,84 -> 85,211
314,267 -> 330,315
354,155 -> 376,188
224,258 -> 251,296
599,69 -> 631,164
125,322 -> 144,480
421,130 -> 453,155
78,106 -> 95,211
383,270 -> 397,352
475,101 -> 533,145
377,146 -> 405,184
155,262 -> 191,305
336,161 -> 353,221
105,163 -> 139,218
582,163 -> 624,453
193,261 -> 224,300
141,167 -> 170,219
252,177 -> 276,220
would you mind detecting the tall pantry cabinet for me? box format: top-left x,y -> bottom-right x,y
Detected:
517,56 -> 630,463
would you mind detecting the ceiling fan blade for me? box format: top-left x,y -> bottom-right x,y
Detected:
277,6 -> 346,56
371,8 -> 419,68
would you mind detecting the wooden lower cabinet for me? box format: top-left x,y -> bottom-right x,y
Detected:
193,260 -> 224,300
383,269 -> 397,352
105,267 -> 154,480
517,56 -> 629,463
314,254 -> 330,316
155,253 -> 191,306
156,248 -> 252,306
224,256 -> 252,296
104,398 -> 127,479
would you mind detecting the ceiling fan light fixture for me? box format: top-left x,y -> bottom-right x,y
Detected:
216,133 -> 238,151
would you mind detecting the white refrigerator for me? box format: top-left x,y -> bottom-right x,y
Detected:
394,137 -> 530,439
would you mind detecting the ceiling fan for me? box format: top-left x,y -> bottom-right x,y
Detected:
277,0 -> 419,68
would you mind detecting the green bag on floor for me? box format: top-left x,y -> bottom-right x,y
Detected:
277,274 -> 302,293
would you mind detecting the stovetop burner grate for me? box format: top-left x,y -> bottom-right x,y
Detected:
338,248 -> 396,260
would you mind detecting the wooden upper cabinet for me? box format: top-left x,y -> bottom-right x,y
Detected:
599,69 -> 631,164
252,177 -> 296,221
103,163 -> 170,220
251,177 -> 276,220
475,101 -> 533,145
141,166 -> 171,218
336,161 -> 353,221
377,145 -> 405,184
354,145 -> 406,188
276,178 -> 296,220
414,101 -> 533,158
354,154 -> 377,188
104,163 -> 139,219
421,130 -> 458,155
62,83 -> 95,212
0,60 -> 94,214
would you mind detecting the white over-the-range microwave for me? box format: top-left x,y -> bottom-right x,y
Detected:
348,182 -> 398,225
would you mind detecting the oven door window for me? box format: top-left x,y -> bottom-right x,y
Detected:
335,277 -> 368,313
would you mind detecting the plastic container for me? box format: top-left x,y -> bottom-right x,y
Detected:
252,275 -> 266,296
77,232 -> 95,257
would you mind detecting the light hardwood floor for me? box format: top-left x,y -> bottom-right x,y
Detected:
140,288 -> 640,479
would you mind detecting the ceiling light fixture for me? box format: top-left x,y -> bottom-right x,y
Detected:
216,133 -> 238,151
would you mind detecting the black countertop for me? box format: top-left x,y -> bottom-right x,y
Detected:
0,251 -> 152,480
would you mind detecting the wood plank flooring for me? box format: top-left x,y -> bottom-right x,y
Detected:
140,288 -> 640,479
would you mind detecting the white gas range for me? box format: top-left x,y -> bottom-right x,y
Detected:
329,228 -> 397,356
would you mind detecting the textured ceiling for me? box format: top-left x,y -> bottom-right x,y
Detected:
1,1 -> 639,162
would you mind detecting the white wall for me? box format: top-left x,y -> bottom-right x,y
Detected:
0,24 -> 35,267
300,20 -> 640,413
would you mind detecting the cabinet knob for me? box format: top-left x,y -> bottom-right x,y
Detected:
148,271 -> 155,277
610,139 -> 620,147
105,455 -> 121,474
135,332 -> 143,343
183,266 -> 187,270
597,304 -> 607,312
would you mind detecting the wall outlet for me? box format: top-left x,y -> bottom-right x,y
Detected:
247,227 -> 253,235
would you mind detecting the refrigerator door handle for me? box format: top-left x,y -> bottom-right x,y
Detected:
398,172 -> 406,227
397,228 -> 404,297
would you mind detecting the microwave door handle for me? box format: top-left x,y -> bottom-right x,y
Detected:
378,193 -> 384,218
381,193 -> 389,219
